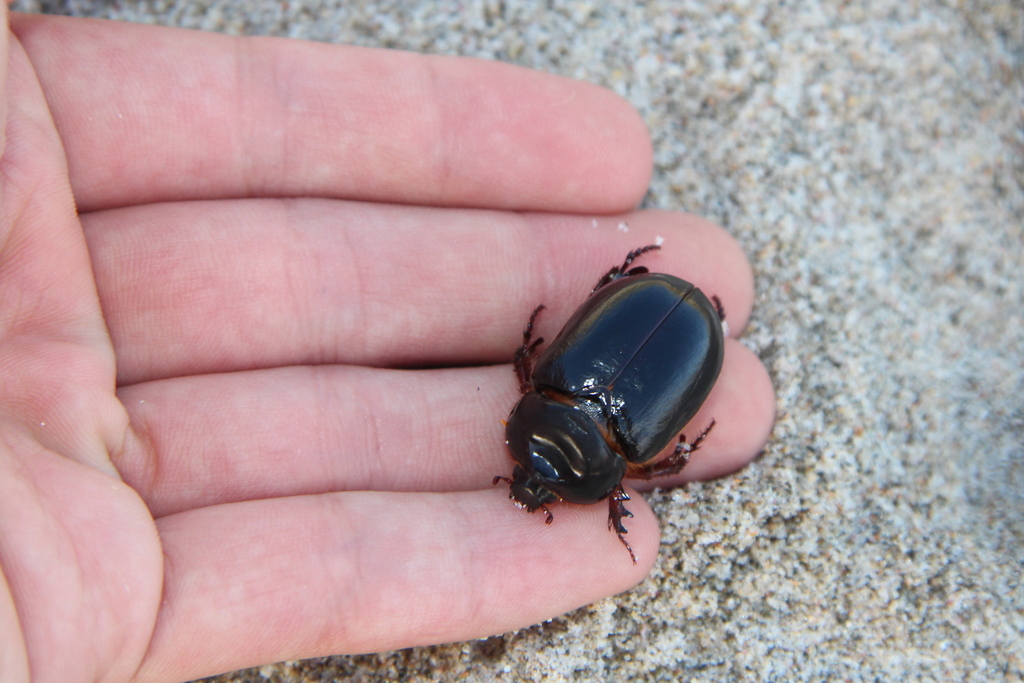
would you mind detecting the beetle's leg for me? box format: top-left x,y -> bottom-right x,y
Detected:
711,294 -> 726,321
625,419 -> 716,481
711,295 -> 730,337
512,305 -> 545,393
592,244 -> 662,292
607,485 -> 637,564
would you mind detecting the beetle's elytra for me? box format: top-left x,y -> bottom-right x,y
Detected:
494,245 -> 724,563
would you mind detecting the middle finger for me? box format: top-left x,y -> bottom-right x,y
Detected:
85,200 -> 754,385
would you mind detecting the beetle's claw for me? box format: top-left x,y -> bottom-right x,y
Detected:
607,484 -> 637,564
622,419 -> 718,482
711,294 -> 726,321
688,419 -> 716,451
513,306 -> 546,393
592,244 -> 661,292
608,508 -> 633,534
619,536 -> 637,564
613,525 -> 637,564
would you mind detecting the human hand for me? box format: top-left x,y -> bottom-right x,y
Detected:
0,8 -> 774,683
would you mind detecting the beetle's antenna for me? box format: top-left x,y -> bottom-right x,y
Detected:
540,505 -> 554,525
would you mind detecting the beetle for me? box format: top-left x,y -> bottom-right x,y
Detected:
494,245 -> 724,563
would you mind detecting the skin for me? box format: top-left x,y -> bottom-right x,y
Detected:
0,7 -> 775,683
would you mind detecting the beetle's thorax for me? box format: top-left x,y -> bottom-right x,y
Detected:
504,392 -> 627,505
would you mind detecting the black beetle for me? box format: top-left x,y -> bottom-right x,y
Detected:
494,245 -> 724,562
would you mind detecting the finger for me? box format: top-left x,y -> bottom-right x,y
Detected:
12,13 -> 651,214
114,339 -> 767,518
116,365 -> 512,518
0,3 -> 7,160
137,489 -> 658,682
85,202 -> 753,384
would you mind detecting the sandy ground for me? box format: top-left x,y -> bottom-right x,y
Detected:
12,1 -> 1023,681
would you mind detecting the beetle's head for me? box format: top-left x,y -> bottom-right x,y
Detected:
506,464 -> 558,511
503,392 -> 626,506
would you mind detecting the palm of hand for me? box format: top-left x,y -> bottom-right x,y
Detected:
1,12 -> 164,683
0,10 -> 773,683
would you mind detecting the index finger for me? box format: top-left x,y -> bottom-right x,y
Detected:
11,13 -> 652,213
